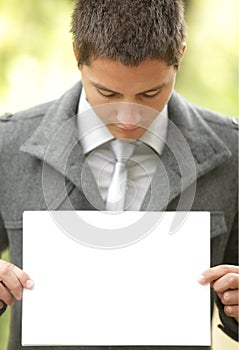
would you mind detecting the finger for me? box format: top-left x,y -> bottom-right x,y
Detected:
0,300 -> 5,309
0,260 -> 34,289
213,273 -> 239,293
219,290 -> 239,306
0,262 -> 34,300
13,265 -> 34,289
198,265 -> 239,284
0,263 -> 24,300
224,305 -> 239,322
0,282 -> 15,307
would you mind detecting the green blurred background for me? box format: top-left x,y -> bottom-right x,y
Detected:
0,0 -> 238,116
0,1 -> 238,349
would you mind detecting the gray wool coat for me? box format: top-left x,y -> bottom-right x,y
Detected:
0,82 -> 238,350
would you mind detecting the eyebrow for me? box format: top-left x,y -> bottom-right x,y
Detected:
90,81 -> 166,95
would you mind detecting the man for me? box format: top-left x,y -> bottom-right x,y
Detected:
0,1 -> 238,349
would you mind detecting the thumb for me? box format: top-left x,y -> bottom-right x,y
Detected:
13,265 -> 34,289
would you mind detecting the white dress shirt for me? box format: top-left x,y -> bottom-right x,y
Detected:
78,88 -> 168,210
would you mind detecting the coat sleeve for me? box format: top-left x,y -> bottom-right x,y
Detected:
215,212 -> 238,341
0,212 -> 9,254
0,214 -> 8,317
0,121 -> 9,316
0,116 -> 9,254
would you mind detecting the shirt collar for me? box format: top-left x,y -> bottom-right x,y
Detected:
78,87 -> 168,156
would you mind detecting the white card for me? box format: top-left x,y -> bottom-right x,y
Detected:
22,211 -> 211,346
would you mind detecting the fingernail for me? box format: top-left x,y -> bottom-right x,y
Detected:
197,275 -> 206,283
25,279 -> 34,288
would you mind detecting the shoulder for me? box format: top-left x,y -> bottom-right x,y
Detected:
0,100 -> 54,124
0,100 -> 55,152
0,82 -> 82,154
171,91 -> 238,129
192,103 -> 238,155
170,92 -> 238,145
194,103 -> 238,132
0,81 -> 82,133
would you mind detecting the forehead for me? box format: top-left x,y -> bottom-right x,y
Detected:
81,57 -> 172,92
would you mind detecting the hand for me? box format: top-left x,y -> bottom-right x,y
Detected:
0,259 -> 34,309
198,265 -> 239,322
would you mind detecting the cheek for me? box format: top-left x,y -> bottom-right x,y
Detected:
149,84 -> 174,111
81,77 -> 96,105
143,94 -> 171,112
82,85 -> 102,106
87,95 -> 103,107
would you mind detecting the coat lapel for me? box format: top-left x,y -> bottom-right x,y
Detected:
20,82 -> 105,210
141,92 -> 232,211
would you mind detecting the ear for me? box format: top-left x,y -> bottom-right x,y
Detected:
180,42 -> 187,61
72,42 -> 81,69
174,42 -> 187,70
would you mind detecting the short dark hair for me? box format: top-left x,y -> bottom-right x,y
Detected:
71,0 -> 186,66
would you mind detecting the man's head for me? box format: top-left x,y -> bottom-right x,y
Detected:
71,0 -> 187,140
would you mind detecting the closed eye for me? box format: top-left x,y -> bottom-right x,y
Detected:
141,89 -> 162,98
97,89 -> 118,98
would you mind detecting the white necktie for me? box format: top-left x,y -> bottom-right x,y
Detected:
106,140 -> 136,211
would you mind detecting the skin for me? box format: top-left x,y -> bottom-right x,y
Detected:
199,265 -> 239,322
0,49 -> 238,327
0,260 -> 33,308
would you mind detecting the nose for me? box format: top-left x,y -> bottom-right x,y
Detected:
116,103 -> 142,127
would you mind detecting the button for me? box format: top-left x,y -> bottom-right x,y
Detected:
0,112 -> 13,121
232,117 -> 239,129
2,112 -> 12,118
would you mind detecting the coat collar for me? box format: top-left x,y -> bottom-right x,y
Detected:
20,82 -> 104,210
20,82 -> 231,210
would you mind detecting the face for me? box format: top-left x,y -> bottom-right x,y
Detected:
78,57 -> 177,140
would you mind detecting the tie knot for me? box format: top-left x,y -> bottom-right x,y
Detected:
111,139 -> 136,161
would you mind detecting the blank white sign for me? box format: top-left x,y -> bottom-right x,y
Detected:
22,211 -> 211,346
